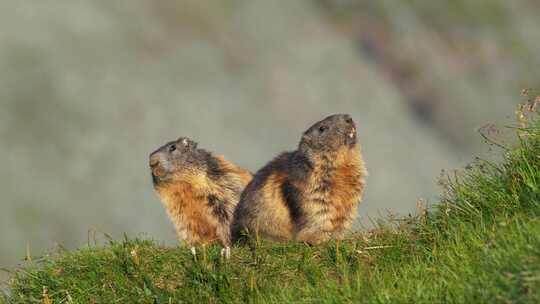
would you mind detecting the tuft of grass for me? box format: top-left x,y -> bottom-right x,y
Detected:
3,106 -> 540,303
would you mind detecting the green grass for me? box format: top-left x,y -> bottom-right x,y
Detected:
2,108 -> 539,303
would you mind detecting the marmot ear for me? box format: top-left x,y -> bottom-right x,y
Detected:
178,138 -> 197,149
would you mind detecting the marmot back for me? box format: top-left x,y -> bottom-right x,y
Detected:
232,114 -> 367,244
150,137 -> 252,251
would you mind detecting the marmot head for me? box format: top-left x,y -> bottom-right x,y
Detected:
149,137 -> 212,187
299,114 -> 357,154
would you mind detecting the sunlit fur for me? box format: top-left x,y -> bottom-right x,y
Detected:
232,114 -> 367,244
151,139 -> 252,248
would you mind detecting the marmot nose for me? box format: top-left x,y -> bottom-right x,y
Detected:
343,114 -> 353,125
149,155 -> 161,168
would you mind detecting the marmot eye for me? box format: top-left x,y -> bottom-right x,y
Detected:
169,145 -> 176,153
319,126 -> 328,133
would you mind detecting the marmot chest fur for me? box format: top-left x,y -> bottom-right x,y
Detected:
232,114 -> 367,244
150,137 -> 252,247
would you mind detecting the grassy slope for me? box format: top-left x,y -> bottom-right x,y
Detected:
2,110 -> 539,303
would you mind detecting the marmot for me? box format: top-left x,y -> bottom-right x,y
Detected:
232,114 -> 367,244
150,137 -> 252,257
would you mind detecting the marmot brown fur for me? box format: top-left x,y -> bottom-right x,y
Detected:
150,137 -> 252,256
232,114 -> 367,244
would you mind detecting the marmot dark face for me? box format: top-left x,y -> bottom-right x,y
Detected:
299,114 -> 357,154
149,137 -> 205,186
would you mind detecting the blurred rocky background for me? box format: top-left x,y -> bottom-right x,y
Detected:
1,0 -> 539,271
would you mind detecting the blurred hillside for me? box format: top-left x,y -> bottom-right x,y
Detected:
1,0 -> 538,269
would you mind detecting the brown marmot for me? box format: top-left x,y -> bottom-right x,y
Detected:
150,137 -> 252,257
232,114 -> 367,244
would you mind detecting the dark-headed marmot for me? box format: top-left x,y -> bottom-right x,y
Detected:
232,114 -> 367,244
150,137 -> 252,257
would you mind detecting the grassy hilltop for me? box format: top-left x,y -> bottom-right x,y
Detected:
2,103 -> 540,303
